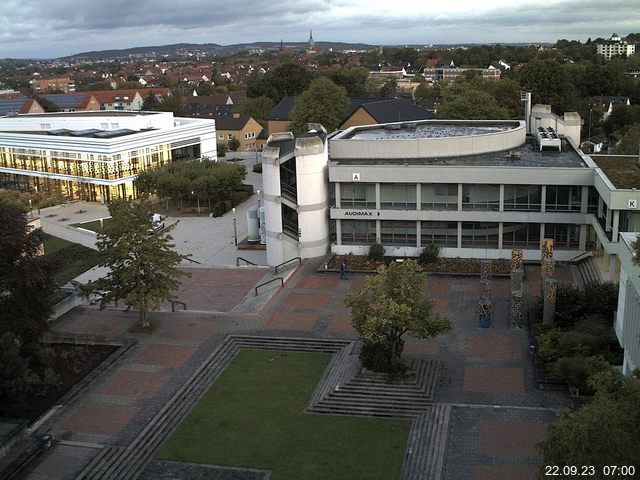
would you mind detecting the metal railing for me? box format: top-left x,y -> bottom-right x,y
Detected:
255,277 -> 283,296
274,256 -> 301,274
236,256 -> 257,266
171,301 -> 187,312
569,251 -> 593,264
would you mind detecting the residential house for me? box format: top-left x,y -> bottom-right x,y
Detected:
589,96 -> 631,120
214,113 -> 263,151
596,34 -> 636,61
41,93 -> 100,112
30,77 -> 76,93
0,97 -> 44,115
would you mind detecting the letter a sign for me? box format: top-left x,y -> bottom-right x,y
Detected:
352,172 -> 360,181
629,199 -> 637,209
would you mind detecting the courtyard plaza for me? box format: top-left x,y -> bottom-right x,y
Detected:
15,160 -> 572,479
16,251 -> 571,479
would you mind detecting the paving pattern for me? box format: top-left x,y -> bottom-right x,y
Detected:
15,259 -> 573,480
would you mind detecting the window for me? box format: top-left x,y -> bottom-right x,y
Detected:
341,220 -> 376,244
421,221 -> 458,247
504,185 -> 542,211
110,123 -> 119,129
462,185 -> 500,210
545,186 -> 581,212
502,223 -> 540,247
380,184 -> 416,209
587,186 -> 599,214
544,224 -> 580,249
340,183 -> 375,208
40,123 -> 50,130
461,222 -> 499,248
219,134 -> 224,140
228,134 -> 234,140
422,183 -> 458,210
381,221 -> 416,245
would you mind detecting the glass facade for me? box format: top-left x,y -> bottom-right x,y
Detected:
381,221 -> 416,245
503,185 -> 542,211
421,221 -> 458,247
545,224 -> 580,249
340,183 -> 376,208
502,223 -> 541,247
462,184 -> 500,210
380,184 -> 416,209
341,220 -> 376,245
421,184 -> 458,210
545,186 -> 582,212
461,222 -> 500,248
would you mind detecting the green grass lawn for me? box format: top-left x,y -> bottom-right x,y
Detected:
156,349 -> 411,480
70,217 -> 112,232
43,234 -> 102,285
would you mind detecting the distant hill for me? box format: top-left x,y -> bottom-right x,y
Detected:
62,41 -> 378,60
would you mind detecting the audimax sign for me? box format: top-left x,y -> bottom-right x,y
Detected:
344,211 -> 380,216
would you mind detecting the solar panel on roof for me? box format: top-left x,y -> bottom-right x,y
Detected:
0,97 -> 27,115
42,93 -> 85,109
70,129 -> 102,136
48,129 -> 71,135
93,128 -> 136,138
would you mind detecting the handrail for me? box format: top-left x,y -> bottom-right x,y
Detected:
171,300 -> 187,312
236,256 -> 257,266
185,257 -> 202,264
274,256 -> 301,274
255,277 -> 283,296
569,250 -> 593,264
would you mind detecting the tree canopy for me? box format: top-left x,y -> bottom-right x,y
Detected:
0,196 -> 55,344
344,259 -> 451,373
289,77 -> 348,135
87,199 -> 189,326
537,369 -> 640,477
246,63 -> 314,104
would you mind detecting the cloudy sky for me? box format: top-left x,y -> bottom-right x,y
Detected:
1,0 -> 638,59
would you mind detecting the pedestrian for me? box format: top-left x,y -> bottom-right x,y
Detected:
339,261 -> 347,280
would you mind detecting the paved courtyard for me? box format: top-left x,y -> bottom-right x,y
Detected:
14,255 -> 574,480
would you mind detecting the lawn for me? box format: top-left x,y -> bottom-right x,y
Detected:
156,349 -> 411,480
70,217 -> 112,232
43,234 -> 102,285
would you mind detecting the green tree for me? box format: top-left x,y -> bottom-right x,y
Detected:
87,199 -> 189,327
344,259 -> 451,373
518,59 -> 578,113
329,66 -> 370,97
615,123 -> 640,154
537,369 -> 640,478
238,96 -> 275,128
289,77 -> 348,135
0,196 -> 55,344
33,95 -> 59,112
227,137 -> 241,151
0,332 -> 37,416
142,91 -> 161,110
437,81 -> 509,119
246,63 -> 314,104
381,78 -> 398,98
631,233 -> 640,265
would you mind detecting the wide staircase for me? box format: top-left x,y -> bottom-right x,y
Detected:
573,252 -> 602,286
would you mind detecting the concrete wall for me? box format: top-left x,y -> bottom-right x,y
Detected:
529,105 -> 581,145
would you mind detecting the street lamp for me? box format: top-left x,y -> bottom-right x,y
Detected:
191,190 -> 200,215
232,207 -> 238,246
256,189 -> 261,209
29,198 -> 33,218
35,185 -> 40,214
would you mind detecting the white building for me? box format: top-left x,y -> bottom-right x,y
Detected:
596,34 -> 636,61
615,233 -> 640,375
0,111 -> 216,202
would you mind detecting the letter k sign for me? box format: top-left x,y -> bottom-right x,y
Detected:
629,199 -> 637,209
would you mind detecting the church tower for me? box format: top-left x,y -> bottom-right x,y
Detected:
308,30 -> 315,52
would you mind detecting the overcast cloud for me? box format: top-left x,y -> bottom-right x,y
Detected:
0,0 -> 638,59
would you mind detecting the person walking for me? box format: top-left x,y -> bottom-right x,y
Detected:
339,261 -> 348,280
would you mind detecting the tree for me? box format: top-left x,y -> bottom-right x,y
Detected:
632,233 -> 640,266
142,91 -> 161,111
381,78 -> 398,98
615,123 -> 640,154
238,96 -> 275,128
437,82 -> 509,120
518,59 -> 578,113
0,195 -> 55,344
0,332 -> 37,416
87,199 -> 189,327
289,77 -> 348,135
329,66 -> 370,97
246,63 -> 314,104
227,137 -> 241,152
537,369 -> 640,478
344,259 -> 451,374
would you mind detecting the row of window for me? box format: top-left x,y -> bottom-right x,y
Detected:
338,183 -> 598,213
340,220 -> 580,249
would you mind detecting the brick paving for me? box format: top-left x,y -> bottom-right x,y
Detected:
20,260 -> 575,480
464,367 -> 525,394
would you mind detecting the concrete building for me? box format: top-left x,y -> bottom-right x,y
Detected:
0,111 -> 216,202
596,34 -> 636,61
261,105 -> 640,375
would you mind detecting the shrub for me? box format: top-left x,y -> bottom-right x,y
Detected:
574,314 -> 611,342
420,244 -> 440,264
555,355 -> 610,393
253,162 -> 263,173
228,138 -> 241,151
368,242 -> 385,262
360,340 -> 411,377
557,330 -> 599,357
231,191 -> 249,206
537,328 -> 562,362
217,142 -> 227,157
212,200 -> 232,217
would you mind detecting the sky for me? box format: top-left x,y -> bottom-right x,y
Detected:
1,0 -> 639,59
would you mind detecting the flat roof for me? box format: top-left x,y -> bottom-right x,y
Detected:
8,111 -> 159,118
591,155 -> 640,189
345,122 -> 516,140
0,128 -> 149,139
330,137 -> 588,168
